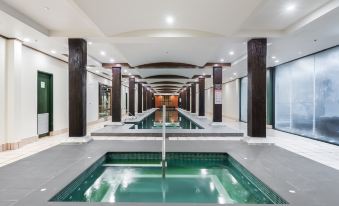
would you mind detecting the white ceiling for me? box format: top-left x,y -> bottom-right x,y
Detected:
1,0 -> 339,93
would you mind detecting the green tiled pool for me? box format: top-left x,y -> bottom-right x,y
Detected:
51,153 -> 287,204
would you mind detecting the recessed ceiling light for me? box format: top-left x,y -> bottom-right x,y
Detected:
43,6 -> 50,11
286,4 -> 296,12
275,60 -> 280,63
23,38 -> 31,43
128,73 -> 131,75
229,51 -> 235,56
166,16 -> 175,25
220,58 -> 225,62
267,42 -> 273,46
96,70 -> 100,73
51,50 -> 56,54
100,51 -> 106,56
110,58 -> 115,63
88,41 -> 93,45
272,56 -> 276,59
202,73 -> 206,76
233,73 -> 237,76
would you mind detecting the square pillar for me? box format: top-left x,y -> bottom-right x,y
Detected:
128,77 -> 135,116
68,39 -> 87,137
247,38 -> 267,137
187,86 -> 191,111
137,83 -> 142,113
191,83 -> 196,113
198,77 -> 205,116
111,67 -> 121,122
213,67 -> 222,122
143,86 -> 147,111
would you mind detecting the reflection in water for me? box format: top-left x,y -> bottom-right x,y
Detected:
133,109 -> 202,129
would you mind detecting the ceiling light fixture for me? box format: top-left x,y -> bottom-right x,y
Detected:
286,4 -> 296,12
110,58 -> 115,63
272,56 -> 276,59
229,51 -> 235,56
233,73 -> 237,76
43,6 -> 50,11
275,60 -> 280,63
88,41 -> 93,45
166,15 -> 175,25
100,51 -> 106,56
51,50 -> 56,54
23,38 -> 31,43
220,58 -> 225,62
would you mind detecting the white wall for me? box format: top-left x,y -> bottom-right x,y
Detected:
0,39 -> 108,145
0,37 -> 6,144
222,79 -> 240,120
205,88 -> 213,115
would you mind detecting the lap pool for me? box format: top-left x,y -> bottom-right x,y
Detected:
51,153 -> 287,204
131,109 -> 203,129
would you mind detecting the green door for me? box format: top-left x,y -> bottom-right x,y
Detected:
37,72 -> 53,136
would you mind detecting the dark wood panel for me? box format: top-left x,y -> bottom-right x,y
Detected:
213,67 -> 222,122
145,75 -> 189,79
247,38 -> 267,137
128,77 -> 135,116
198,77 -> 205,116
187,86 -> 191,111
138,83 -> 142,113
68,38 -> 87,137
111,67 -> 121,122
143,86 -> 147,111
191,83 -> 196,113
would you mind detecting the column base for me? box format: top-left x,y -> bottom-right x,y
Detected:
62,136 -> 93,144
106,122 -> 125,126
242,137 -> 274,145
210,122 -> 227,126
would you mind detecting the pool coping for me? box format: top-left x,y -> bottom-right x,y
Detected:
1,140 -> 339,206
91,108 -> 244,137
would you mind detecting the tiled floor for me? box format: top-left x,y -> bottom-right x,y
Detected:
1,114 -> 339,172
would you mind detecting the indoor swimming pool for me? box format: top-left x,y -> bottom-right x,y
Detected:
131,109 -> 203,130
51,153 -> 287,204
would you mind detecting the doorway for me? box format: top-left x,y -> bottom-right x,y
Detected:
37,72 -> 53,137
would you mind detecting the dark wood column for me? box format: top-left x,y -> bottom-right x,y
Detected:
128,77 -> 135,116
198,77 -> 205,116
191,83 -> 196,113
247,38 -> 267,137
179,92 -> 182,108
68,38 -> 87,137
152,93 -> 155,108
143,86 -> 147,111
187,86 -> 191,111
111,67 -> 121,122
213,67 -> 222,122
182,89 -> 187,110
138,83 -> 142,113
146,89 -> 150,110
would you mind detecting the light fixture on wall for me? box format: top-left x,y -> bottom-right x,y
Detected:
166,15 -> 175,25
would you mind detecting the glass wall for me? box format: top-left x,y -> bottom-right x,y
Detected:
275,46 -> 339,145
240,69 -> 273,124
99,83 -> 111,118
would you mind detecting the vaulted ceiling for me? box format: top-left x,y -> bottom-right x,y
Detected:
1,0 -> 339,94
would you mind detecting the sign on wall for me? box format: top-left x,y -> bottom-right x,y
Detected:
215,84 -> 222,104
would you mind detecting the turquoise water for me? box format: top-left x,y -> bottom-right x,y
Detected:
51,153 -> 287,204
131,109 -> 203,129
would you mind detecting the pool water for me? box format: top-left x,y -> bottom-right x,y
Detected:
51,153 -> 287,204
131,109 -> 202,129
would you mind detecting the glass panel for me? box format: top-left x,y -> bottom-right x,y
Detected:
240,77 -> 247,122
275,63 -> 292,130
99,84 -> 111,118
290,56 -> 315,136
314,47 -> 339,144
274,46 -> 339,145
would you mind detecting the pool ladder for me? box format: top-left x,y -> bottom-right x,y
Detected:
162,105 -> 167,178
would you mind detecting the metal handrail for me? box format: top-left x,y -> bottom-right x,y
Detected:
162,105 -> 166,178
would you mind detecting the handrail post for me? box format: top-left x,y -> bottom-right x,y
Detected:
162,105 -> 166,178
